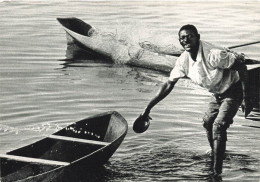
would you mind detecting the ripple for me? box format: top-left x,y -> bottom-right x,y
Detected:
0,1 -> 259,181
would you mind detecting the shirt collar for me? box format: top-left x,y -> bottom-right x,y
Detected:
183,40 -> 203,62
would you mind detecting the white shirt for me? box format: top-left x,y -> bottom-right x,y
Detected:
169,40 -> 240,94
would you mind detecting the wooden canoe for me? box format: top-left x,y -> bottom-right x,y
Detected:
57,17 -> 178,73
0,111 -> 128,182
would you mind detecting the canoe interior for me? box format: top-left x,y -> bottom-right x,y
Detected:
248,67 -> 260,108
57,17 -> 92,37
0,111 -> 128,181
57,17 -> 110,59
0,159 -> 60,182
53,111 -> 127,142
7,138 -> 103,163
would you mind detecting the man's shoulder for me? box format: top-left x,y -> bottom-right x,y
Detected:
201,40 -> 225,59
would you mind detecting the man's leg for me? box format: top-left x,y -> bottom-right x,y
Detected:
213,125 -> 227,175
203,96 -> 219,151
212,97 -> 242,175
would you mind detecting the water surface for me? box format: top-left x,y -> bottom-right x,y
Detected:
0,1 -> 260,181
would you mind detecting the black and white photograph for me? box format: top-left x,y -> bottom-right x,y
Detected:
0,0 -> 259,181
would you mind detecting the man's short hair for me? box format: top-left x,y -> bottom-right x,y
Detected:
178,24 -> 199,36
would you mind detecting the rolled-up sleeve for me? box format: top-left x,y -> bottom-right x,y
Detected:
208,49 -> 236,69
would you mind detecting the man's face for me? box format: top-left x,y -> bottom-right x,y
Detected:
179,29 -> 200,53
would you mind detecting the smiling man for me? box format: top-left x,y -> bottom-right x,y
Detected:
141,24 -> 251,177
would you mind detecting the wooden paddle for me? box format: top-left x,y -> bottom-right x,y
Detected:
228,40 -> 260,49
168,40 -> 260,56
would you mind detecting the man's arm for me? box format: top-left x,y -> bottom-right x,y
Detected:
143,79 -> 178,118
231,56 -> 252,118
209,48 -> 252,117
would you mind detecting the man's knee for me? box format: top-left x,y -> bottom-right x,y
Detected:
212,122 -> 228,141
202,113 -> 215,131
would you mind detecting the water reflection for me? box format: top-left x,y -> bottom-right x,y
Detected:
58,43 -> 112,69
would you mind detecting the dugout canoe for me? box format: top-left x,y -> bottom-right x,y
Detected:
0,111 -> 128,182
57,17 -> 179,73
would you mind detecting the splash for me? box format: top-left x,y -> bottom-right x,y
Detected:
0,124 -> 18,135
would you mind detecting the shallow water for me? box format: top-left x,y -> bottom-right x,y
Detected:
0,1 -> 260,181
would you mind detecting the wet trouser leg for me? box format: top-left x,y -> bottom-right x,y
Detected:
213,136 -> 226,174
206,130 -> 214,150
212,97 -> 241,174
203,93 -> 242,175
212,123 -> 227,175
203,97 -> 219,150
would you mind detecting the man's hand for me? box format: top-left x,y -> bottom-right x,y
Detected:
241,97 -> 253,118
142,108 -> 152,121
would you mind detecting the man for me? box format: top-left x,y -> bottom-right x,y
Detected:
141,24 -> 251,176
